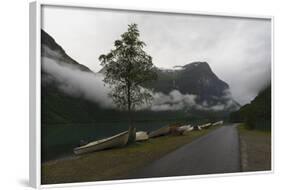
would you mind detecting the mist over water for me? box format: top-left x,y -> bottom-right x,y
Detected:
42,57 -> 114,108
42,55 -> 238,112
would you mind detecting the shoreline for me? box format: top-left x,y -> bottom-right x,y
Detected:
42,126 -> 221,184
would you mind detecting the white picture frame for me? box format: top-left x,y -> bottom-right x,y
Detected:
29,1 -> 274,188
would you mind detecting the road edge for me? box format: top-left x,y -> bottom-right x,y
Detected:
238,128 -> 248,171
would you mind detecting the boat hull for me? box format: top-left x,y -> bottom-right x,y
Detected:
182,126 -> 194,135
136,131 -> 149,141
73,131 -> 129,155
199,123 -> 212,129
212,120 -> 224,126
177,125 -> 191,132
149,126 -> 170,138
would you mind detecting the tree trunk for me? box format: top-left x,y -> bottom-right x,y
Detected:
127,82 -> 136,143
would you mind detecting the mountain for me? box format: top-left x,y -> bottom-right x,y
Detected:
145,62 -> 234,103
100,61 -> 239,111
41,30 -> 239,125
41,30 -> 183,124
230,85 -> 271,130
41,29 -> 100,124
148,62 -> 228,96
41,30 -> 91,72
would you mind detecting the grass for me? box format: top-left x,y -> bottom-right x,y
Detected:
237,123 -> 271,172
42,126 -> 219,184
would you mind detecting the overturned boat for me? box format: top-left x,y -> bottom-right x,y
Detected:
176,124 -> 194,134
182,126 -> 194,135
212,120 -> 224,126
73,131 -> 129,155
136,131 -> 149,142
199,123 -> 212,129
149,126 -> 170,138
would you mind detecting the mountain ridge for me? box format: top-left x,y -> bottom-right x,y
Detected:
141,61 -> 238,110
100,61 -> 230,99
41,29 -> 92,72
41,30 -> 239,124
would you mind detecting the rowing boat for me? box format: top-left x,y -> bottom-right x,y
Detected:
177,124 -> 191,133
182,126 -> 194,135
73,131 -> 129,155
199,123 -> 212,129
136,131 -> 149,141
148,126 -> 170,138
212,120 -> 224,126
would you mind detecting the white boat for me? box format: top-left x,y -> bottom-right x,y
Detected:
182,126 -> 194,135
212,120 -> 224,126
199,123 -> 212,129
136,131 -> 149,141
177,124 -> 195,134
149,126 -> 170,138
73,131 -> 129,155
177,124 -> 191,132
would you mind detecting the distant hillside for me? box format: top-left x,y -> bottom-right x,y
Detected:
42,30 -> 239,125
146,62 -> 239,108
41,29 -> 99,124
41,30 -> 187,124
41,30 -> 92,72
101,62 -> 239,111
148,62 -> 228,97
230,85 -> 271,130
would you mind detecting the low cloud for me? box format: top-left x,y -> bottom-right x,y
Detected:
42,57 -> 114,108
194,99 -> 237,112
149,90 -> 197,111
194,89 -> 239,111
42,52 -> 239,112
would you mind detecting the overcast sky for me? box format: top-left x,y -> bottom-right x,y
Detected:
42,5 -> 271,105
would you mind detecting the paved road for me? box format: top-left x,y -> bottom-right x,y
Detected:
129,124 -> 241,179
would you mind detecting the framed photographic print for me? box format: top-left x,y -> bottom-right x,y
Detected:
29,1 -> 273,188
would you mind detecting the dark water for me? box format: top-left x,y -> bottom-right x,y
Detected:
41,121 -> 169,162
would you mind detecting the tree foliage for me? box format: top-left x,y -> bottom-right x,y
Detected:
229,85 -> 271,130
99,24 -> 157,111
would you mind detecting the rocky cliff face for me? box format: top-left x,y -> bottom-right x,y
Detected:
143,62 -> 239,110
148,62 -> 228,97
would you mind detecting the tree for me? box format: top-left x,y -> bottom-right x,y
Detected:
99,23 -> 157,143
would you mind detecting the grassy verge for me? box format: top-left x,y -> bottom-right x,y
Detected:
237,123 -> 271,172
42,126 -> 220,184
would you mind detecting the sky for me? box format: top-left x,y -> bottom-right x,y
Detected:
41,5 -> 271,105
